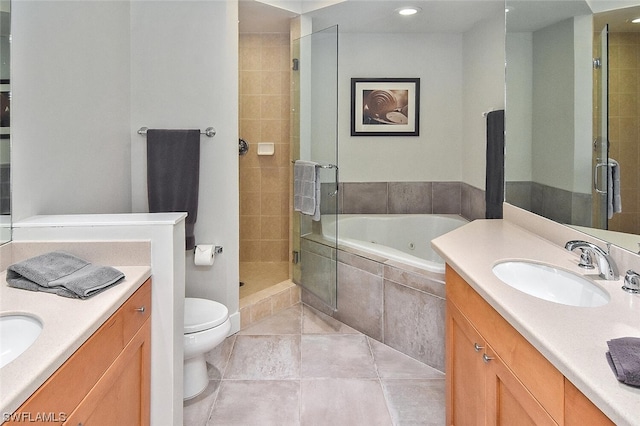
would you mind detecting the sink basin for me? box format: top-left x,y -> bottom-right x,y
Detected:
492,261 -> 610,307
0,314 -> 43,368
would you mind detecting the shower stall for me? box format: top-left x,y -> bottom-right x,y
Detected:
238,22 -> 339,311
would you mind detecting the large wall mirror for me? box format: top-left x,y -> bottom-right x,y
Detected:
506,0 -> 640,253
0,0 -> 9,245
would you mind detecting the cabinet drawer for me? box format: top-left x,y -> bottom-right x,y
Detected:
121,278 -> 151,342
446,266 -> 564,423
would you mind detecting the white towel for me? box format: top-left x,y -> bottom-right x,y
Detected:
294,160 -> 321,221
608,158 -> 622,219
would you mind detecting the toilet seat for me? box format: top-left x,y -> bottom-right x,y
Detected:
184,297 -> 229,334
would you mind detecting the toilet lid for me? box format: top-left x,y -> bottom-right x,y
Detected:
184,297 -> 229,334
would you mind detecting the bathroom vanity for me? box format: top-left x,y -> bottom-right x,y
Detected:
0,265 -> 151,423
432,219 -> 640,426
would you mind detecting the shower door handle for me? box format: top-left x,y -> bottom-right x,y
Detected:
594,162 -> 608,194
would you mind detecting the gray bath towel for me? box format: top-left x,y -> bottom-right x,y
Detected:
293,160 -> 321,221
485,110 -> 505,219
6,251 -> 125,299
147,129 -> 200,250
606,337 -> 640,387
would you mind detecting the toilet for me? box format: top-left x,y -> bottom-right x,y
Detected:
183,297 -> 231,400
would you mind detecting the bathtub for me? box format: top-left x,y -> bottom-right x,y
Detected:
320,214 -> 468,274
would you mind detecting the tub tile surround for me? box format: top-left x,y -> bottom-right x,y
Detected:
184,303 -> 445,425
301,238 -> 447,372
506,181 -> 592,227
326,181 -> 486,220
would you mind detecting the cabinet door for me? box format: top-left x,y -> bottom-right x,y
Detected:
484,344 -> 558,426
446,301 -> 486,426
63,318 -> 151,426
565,379 -> 614,426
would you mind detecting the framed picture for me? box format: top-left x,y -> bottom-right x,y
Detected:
0,81 -> 9,140
351,78 -> 420,136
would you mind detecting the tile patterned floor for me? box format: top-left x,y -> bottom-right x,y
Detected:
184,303 -> 445,425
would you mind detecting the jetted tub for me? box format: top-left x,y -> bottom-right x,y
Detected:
321,214 -> 469,274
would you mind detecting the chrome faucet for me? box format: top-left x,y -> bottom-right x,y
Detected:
565,240 -> 619,280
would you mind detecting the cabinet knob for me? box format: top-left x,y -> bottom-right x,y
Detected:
135,306 -> 146,313
482,353 -> 494,363
474,343 -> 484,352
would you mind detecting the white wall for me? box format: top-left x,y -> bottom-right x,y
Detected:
532,18 -> 576,192
505,32 -> 533,182
129,0 -> 240,324
11,1 -> 132,220
338,32 -> 464,183
462,14 -> 507,191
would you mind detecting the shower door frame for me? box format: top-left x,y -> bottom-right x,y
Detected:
291,25 -> 339,310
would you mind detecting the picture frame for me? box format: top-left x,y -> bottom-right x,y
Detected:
0,81 -> 9,140
351,77 -> 420,136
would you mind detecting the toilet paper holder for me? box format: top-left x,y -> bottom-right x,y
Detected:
192,245 -> 223,255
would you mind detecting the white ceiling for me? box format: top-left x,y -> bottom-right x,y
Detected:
239,0 -> 640,36
239,0 -> 504,34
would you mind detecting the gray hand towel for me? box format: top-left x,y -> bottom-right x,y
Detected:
606,337 -> 640,387
293,160 -> 321,221
6,251 -> 125,299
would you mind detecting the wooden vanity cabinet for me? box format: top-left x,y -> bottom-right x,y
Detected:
7,279 -> 151,426
446,266 -> 614,426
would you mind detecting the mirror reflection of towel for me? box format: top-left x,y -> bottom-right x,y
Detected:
608,159 -> 621,219
485,110 -> 505,219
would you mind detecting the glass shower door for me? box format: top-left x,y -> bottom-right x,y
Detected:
291,26 -> 339,309
593,24 -> 608,229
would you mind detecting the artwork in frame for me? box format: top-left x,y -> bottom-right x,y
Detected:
0,81 -> 9,140
351,78 -> 420,136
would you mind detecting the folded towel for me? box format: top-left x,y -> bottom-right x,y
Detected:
6,251 -> 125,299
606,337 -> 640,387
608,159 -> 622,219
294,160 -> 321,221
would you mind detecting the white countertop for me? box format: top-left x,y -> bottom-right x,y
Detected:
0,265 -> 152,415
431,219 -> 640,426
13,213 -> 187,227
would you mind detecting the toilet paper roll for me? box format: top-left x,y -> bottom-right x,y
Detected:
194,245 -> 215,266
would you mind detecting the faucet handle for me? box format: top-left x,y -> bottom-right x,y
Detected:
623,270 -> 640,294
577,250 -> 596,270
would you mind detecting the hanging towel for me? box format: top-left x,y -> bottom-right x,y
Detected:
6,251 -> 125,299
606,337 -> 640,387
147,129 -> 200,250
294,160 -> 321,221
608,158 -> 622,219
485,110 -> 505,219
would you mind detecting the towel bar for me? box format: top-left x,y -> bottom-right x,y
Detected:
290,160 -> 338,170
137,126 -> 216,138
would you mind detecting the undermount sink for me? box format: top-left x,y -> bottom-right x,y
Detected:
492,261 -> 610,307
0,314 -> 43,368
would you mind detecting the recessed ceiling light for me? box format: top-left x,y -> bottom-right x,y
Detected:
632,17 -> 640,24
397,6 -> 421,16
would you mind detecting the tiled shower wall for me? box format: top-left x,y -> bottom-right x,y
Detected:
239,33 -> 291,262
608,32 -> 640,234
